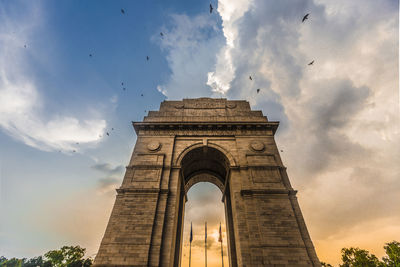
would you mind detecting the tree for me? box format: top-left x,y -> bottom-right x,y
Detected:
321,262 -> 333,267
44,246 -> 92,267
0,245 -> 92,267
382,241 -> 400,267
339,247 -> 382,267
23,256 -> 52,267
0,258 -> 25,267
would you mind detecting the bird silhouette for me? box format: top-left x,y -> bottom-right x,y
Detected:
106,132 -> 110,136
76,142 -> 79,145
160,32 -> 164,37
121,82 -> 124,86
249,76 -> 253,80
141,94 -> 144,97
24,44 -> 26,48
111,128 -> 114,131
89,54 -> 93,57
121,9 -> 125,14
72,150 -> 76,153
308,60 -> 314,65
123,87 -> 126,91
257,89 -> 260,93
209,4 -> 213,14
146,56 -> 149,61
302,13 -> 309,22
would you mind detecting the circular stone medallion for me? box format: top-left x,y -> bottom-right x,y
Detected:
147,141 -> 161,151
250,141 -> 265,152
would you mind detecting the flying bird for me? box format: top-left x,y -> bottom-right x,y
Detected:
111,128 -> 114,131
106,132 -> 110,136
121,9 -> 125,14
24,44 -> 26,48
121,82 -> 124,86
141,94 -> 143,97
146,56 -> 149,61
308,60 -> 314,66
209,3 -> 213,14
72,150 -> 76,153
123,87 -> 126,91
160,32 -> 164,37
76,142 -> 79,145
249,76 -> 253,80
89,54 -> 93,57
256,88 -> 260,93
302,13 -> 309,23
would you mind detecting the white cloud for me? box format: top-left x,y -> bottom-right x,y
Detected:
156,85 -> 167,97
211,0 -> 398,263
158,0 -> 399,264
155,13 -> 225,99
0,3 -> 106,152
206,0 -> 252,94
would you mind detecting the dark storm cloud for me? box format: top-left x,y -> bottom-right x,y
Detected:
311,80 -> 370,131
158,0 -> 398,263
303,79 -> 371,173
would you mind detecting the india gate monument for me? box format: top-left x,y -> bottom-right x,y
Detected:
94,98 -> 321,266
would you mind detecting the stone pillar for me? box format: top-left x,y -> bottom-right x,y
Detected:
94,98 -> 321,267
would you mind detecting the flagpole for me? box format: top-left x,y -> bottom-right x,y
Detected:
205,222 -> 207,267
190,222 -> 193,267
219,223 -> 224,267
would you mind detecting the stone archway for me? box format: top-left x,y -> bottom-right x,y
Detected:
94,98 -> 321,267
173,146 -> 238,267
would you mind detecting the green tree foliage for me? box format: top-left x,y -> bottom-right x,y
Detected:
0,257 -> 25,267
44,246 -> 92,267
0,246 -> 92,267
321,241 -> 400,267
339,247 -> 381,267
382,241 -> 400,267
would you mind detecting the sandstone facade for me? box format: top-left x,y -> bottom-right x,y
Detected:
94,98 -> 321,267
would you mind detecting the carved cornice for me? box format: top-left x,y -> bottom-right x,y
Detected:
240,189 -> 297,196
239,165 -> 286,170
132,121 -> 279,136
116,188 -> 169,194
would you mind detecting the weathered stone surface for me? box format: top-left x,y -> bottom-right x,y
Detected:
94,98 -> 321,267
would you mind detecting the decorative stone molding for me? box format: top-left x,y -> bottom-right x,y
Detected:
226,103 -> 237,109
133,122 -> 279,136
147,140 -> 161,151
250,140 -> 265,152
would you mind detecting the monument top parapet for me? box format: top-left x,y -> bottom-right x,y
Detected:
142,98 -> 269,123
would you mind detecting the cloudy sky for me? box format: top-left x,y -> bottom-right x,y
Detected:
0,0 -> 398,266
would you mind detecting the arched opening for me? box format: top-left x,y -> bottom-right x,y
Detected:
174,146 -> 237,267
181,183 -> 228,267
